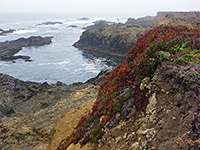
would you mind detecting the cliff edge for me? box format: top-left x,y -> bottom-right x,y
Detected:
56,25 -> 200,150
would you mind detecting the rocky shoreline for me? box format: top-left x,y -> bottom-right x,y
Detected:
0,70 -> 110,149
0,36 -> 53,61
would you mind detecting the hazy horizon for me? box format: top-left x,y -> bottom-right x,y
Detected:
0,0 -> 199,17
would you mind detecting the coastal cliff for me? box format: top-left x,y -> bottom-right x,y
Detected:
73,12 -> 200,60
73,23 -> 147,59
56,25 -> 200,150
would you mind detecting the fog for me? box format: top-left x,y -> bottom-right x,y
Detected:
0,0 -> 199,16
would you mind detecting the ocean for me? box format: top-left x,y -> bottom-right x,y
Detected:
0,13 -> 128,84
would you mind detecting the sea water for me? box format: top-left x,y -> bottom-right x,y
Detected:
0,13 -> 128,84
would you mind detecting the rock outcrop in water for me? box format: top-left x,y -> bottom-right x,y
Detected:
68,25 -> 78,28
0,28 -> 15,36
0,36 -> 53,61
37,21 -> 63,26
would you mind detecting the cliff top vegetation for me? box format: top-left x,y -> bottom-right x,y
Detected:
58,25 -> 200,149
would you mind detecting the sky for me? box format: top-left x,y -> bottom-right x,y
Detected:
0,0 -> 200,17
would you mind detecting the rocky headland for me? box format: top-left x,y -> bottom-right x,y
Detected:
73,23 -> 147,60
73,12 -> 200,61
0,36 -> 53,61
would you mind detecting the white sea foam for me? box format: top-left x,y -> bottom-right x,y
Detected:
14,22 -> 20,25
2,28 -> 9,30
14,29 -> 37,34
82,63 -> 98,73
35,23 -> 62,28
0,61 -> 13,66
56,60 -> 70,65
39,60 -> 70,66
44,30 -> 59,33
73,68 -> 83,72
66,18 -> 96,25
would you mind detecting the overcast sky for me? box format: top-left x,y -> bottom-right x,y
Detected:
0,0 -> 199,16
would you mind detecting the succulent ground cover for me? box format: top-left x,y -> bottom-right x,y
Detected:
57,26 -> 200,149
